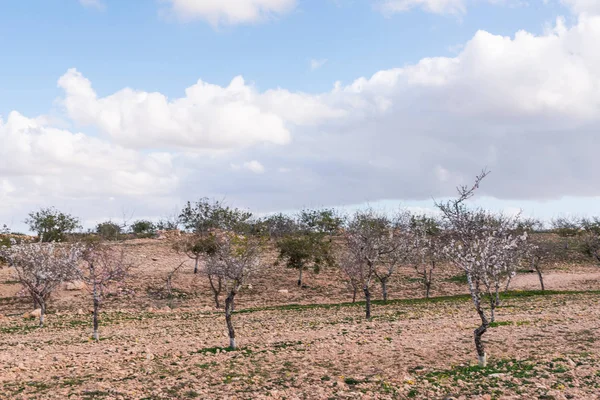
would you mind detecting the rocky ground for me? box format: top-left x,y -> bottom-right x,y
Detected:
0,238 -> 599,399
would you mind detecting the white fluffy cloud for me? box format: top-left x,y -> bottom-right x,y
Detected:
54,13 -> 600,209
562,0 -> 600,14
165,0 -> 297,26
6,12 -> 600,228
212,13 -> 600,210
58,70 -> 299,150
58,69 -> 348,150
0,111 -> 178,222
337,16 -> 600,121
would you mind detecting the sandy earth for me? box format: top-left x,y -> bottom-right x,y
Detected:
0,238 -> 599,399
511,271 -> 600,291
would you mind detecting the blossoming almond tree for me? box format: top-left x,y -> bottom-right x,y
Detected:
204,233 -> 264,349
411,215 -> 444,299
0,241 -> 82,327
373,211 -> 413,302
80,242 -> 132,341
436,170 -> 528,366
526,235 -> 555,291
341,209 -> 410,319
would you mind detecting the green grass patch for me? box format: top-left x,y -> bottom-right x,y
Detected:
272,340 -> 303,349
0,324 -> 38,334
195,361 -> 218,369
233,289 -> 600,315
425,358 -> 536,382
446,274 -> 468,284
489,321 -> 513,328
189,346 -> 251,355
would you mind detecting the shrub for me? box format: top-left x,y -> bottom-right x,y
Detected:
96,221 -> 122,241
130,220 -> 156,237
179,198 -> 252,234
156,218 -> 179,231
25,207 -> 81,242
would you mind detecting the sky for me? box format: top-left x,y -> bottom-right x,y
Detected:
2,0 -> 600,232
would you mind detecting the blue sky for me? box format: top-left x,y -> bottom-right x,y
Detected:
0,0 -> 568,115
1,0 -> 600,232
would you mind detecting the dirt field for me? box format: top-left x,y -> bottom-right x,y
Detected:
1,239 -> 599,399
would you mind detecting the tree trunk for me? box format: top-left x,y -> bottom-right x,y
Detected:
475,294 -> 490,366
536,267 -> 545,291
503,275 -> 512,294
352,286 -> 357,303
474,322 -> 488,367
209,275 -> 222,309
425,266 -> 433,299
193,257 -> 199,274
213,291 -> 220,309
532,256 -> 544,291
297,268 -> 303,287
380,277 -> 388,302
225,291 -> 236,349
363,286 -> 371,320
39,301 -> 45,328
93,283 -> 100,341
467,274 -> 488,366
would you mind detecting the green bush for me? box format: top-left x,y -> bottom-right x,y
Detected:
130,220 -> 156,237
25,207 -> 81,242
96,221 -> 122,241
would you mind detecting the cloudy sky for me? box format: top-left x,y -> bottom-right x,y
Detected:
2,0 -> 600,231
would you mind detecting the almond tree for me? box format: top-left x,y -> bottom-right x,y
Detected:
340,209 -> 407,319
180,200 -> 256,312
339,239 -> 375,319
80,242 -> 131,341
199,234 -> 223,309
436,171 -> 528,366
526,242 -> 546,291
205,256 -> 223,309
204,233 -> 264,349
411,215 -> 444,299
551,216 -> 581,249
580,217 -> 600,264
165,260 -> 187,298
373,211 -> 412,302
341,265 -> 362,303
0,241 -> 82,326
